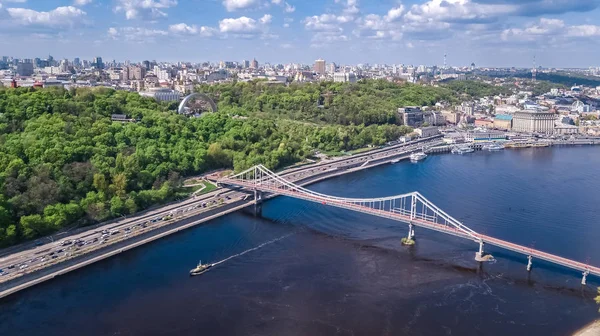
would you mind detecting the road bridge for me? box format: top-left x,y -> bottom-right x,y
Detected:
219,165 -> 600,285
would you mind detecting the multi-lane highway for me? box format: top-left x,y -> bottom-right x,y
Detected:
0,136 -> 442,296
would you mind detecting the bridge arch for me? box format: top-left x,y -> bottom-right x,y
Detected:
177,93 -> 218,116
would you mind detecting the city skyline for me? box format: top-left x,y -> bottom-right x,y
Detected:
0,0 -> 600,67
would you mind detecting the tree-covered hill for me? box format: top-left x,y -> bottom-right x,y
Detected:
0,82 -> 425,247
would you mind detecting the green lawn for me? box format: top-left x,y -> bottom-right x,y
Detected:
176,181 -> 218,198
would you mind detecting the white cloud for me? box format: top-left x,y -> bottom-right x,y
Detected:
303,14 -> 351,32
222,0 -> 260,12
284,2 -> 295,13
501,18 -> 600,41
271,0 -> 281,4
115,0 -> 177,20
220,16 -> 260,33
259,14 -> 272,24
73,0 -> 92,6
6,6 -> 87,27
108,26 -> 168,41
219,15 -> 272,35
385,5 -> 404,22
169,23 -> 217,36
336,0 -> 359,15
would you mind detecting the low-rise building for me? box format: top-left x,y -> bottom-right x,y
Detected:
415,126 -> 439,138
139,88 -> 181,102
474,118 -> 494,128
493,114 -> 513,130
441,110 -> 460,124
464,131 -> 507,142
554,124 -> 578,135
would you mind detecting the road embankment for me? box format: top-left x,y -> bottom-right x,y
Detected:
0,200 -> 251,299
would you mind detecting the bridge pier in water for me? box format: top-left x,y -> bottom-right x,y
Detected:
582,271 -> 590,286
527,256 -> 533,272
253,189 -> 263,216
475,241 -> 493,262
401,223 -> 416,246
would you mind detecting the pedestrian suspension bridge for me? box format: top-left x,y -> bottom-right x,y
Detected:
218,165 -> 599,285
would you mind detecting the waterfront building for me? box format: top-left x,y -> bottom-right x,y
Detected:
493,114 -> 513,130
554,124 -> 579,135
512,110 -> 556,133
415,126 -> 439,138
464,131 -> 507,142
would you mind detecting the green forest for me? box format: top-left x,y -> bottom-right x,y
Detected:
0,80 -> 466,247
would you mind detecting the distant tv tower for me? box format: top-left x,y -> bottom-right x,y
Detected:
444,53 -> 447,69
532,55 -> 536,83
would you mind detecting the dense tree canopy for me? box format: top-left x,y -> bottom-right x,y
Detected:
198,79 -> 457,126
0,81 -> 429,247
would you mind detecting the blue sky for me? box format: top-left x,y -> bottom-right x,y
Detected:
1,0 -> 599,67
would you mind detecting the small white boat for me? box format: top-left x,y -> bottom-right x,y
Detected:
190,260 -> 212,276
410,152 -> 427,162
451,146 -> 474,154
482,143 -> 504,151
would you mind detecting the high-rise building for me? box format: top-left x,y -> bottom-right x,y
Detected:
16,60 -> 34,76
243,60 -> 250,68
73,58 -> 80,67
93,57 -> 104,69
128,65 -> 146,80
143,60 -> 151,70
250,58 -> 258,69
314,59 -> 326,74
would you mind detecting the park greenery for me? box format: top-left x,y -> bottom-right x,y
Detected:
0,79 -> 474,247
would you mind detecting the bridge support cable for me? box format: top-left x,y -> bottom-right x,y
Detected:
220,165 -> 481,241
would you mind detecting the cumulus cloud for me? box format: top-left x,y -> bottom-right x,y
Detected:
222,0 -> 260,12
303,14 -> 352,32
6,6 -> 87,27
219,16 -> 261,33
115,0 -> 177,20
501,18 -> 600,41
168,23 -> 217,36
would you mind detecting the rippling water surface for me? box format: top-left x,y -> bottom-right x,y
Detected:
1,147 -> 600,336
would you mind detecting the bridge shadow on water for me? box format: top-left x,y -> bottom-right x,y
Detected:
252,198 -> 598,305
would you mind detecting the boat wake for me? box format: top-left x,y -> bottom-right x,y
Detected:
211,232 -> 295,267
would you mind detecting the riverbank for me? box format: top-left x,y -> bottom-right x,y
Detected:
573,319 -> 600,336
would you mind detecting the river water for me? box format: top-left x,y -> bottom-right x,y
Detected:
1,147 -> 600,336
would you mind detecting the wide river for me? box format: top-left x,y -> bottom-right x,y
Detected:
2,147 -> 600,336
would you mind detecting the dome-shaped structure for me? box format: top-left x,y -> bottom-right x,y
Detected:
178,93 -> 217,116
